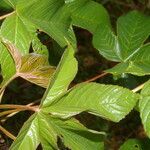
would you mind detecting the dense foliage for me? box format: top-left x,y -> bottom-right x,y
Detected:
0,0 -> 150,149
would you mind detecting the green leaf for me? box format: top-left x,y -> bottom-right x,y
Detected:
0,42 -> 16,88
107,44 -> 150,76
93,24 -> 120,62
119,138 -> 150,150
10,114 -> 40,150
41,44 -> 78,107
16,0 -> 78,47
43,83 -> 138,122
31,35 -> 49,56
11,111 -> 105,150
117,11 -> 150,61
0,0 -> 12,10
37,113 -> 58,150
139,80 -> 150,137
39,113 -> 105,150
93,11 -> 150,76
71,0 -> 110,34
1,13 -> 35,54
10,0 -> 109,47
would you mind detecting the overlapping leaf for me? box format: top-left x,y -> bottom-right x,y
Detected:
10,42 -> 105,150
31,35 -> 49,56
43,83 -> 138,122
10,114 -> 40,150
11,112 -> 105,150
71,0 -> 110,33
93,11 -> 150,76
0,42 -> 16,88
0,41 -> 55,100
38,113 -> 104,150
3,0 -> 109,47
41,44 -> 78,107
0,13 -> 35,54
139,80 -> 150,137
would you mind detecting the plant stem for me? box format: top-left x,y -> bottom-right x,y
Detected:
0,109 -> 24,117
0,11 -> 15,20
84,72 -> 109,83
0,74 -> 18,97
0,104 -> 39,112
132,83 -> 145,93
0,125 -> 16,140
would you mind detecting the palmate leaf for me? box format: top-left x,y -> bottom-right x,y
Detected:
38,113 -> 104,150
139,80 -> 150,137
11,112 -> 104,150
93,11 -> 150,76
43,83 -> 138,122
3,0 -> 110,47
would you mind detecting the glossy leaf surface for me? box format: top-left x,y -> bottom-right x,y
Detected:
43,83 -> 138,122
139,80 -> 150,137
93,11 -> 150,76
41,44 -> 78,107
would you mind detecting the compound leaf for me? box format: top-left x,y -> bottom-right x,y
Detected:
93,11 -> 150,76
39,113 -> 104,150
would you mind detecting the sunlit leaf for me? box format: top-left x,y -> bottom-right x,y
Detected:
41,44 -> 78,107
43,83 -> 138,122
1,13 -> 35,54
10,114 -> 40,150
93,11 -> 150,76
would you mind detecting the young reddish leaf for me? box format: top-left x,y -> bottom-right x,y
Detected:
19,54 -> 55,88
0,41 -> 55,101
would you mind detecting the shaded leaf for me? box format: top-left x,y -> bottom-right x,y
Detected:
32,35 -> 49,56
43,83 -> 138,122
120,138 -> 150,150
39,113 -> 105,150
9,0 -> 109,47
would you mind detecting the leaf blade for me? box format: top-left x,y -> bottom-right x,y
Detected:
43,83 -> 138,122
